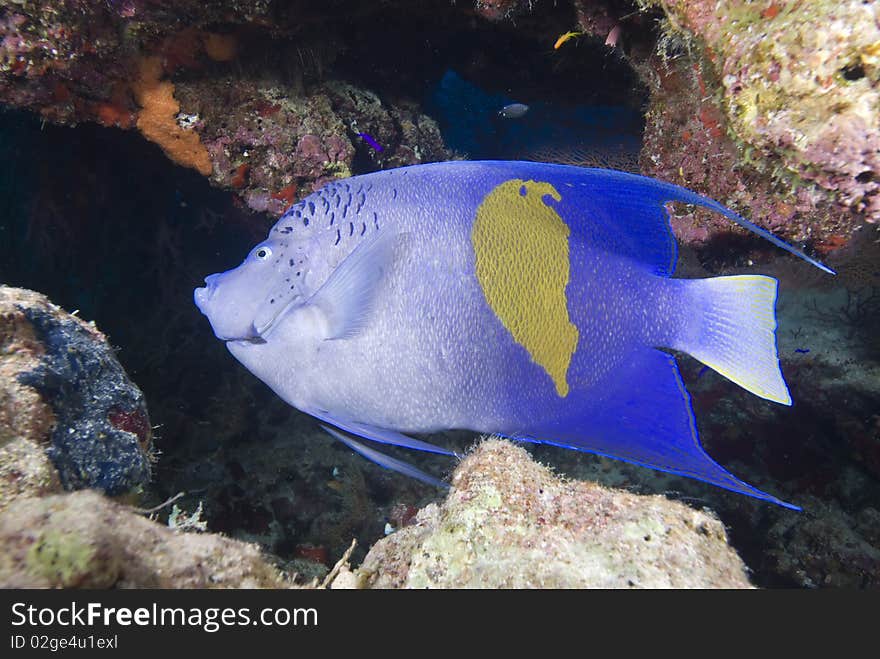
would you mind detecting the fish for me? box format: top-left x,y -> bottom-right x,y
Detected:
554,31 -> 582,50
429,70 -> 643,169
498,103 -> 530,119
194,161 -> 833,509
605,24 -> 622,48
357,132 -> 383,152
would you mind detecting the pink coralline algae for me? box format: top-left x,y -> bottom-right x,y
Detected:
175,76 -> 448,214
640,55 -> 854,254
640,0 -> 879,249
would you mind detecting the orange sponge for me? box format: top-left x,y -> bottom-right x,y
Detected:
131,57 -> 212,176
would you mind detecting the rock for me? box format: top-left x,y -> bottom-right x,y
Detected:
0,437 -> 61,517
174,76 -> 449,214
0,1 -> 450,211
0,286 -> 152,503
0,289 -> 62,513
0,490 -> 291,588
355,439 -> 753,588
638,0 -> 875,252
666,0 -> 878,218
764,496 -> 880,588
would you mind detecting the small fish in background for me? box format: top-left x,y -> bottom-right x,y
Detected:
357,132 -> 383,152
498,103 -> 530,119
554,30 -> 583,50
605,24 -> 622,48
195,160 -> 834,510
795,348 -> 811,354
428,70 -> 643,169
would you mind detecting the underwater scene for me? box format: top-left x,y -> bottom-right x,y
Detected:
0,0 -> 878,589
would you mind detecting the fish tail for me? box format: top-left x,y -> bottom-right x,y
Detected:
675,275 -> 792,405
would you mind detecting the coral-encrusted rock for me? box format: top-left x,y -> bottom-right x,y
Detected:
0,1 -> 450,212
356,440 -> 753,588
0,290 -> 61,513
640,54 -> 855,255
0,491 -> 291,588
0,286 -> 152,501
642,0 -> 878,240
764,496 -> 880,588
174,77 -> 449,214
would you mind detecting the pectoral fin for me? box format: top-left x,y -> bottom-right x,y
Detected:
307,229 -> 404,340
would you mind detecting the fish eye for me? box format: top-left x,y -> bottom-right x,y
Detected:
254,246 -> 272,261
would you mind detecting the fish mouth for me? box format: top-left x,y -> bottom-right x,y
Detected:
193,285 -> 212,313
223,322 -> 267,344
226,335 -> 267,345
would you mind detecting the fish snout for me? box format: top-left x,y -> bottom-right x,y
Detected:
193,286 -> 210,313
194,274 -> 222,313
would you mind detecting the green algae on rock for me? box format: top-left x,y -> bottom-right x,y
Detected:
354,439 -> 754,588
0,490 -> 292,588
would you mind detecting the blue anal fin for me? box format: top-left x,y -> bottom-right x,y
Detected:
321,425 -> 450,489
508,349 -> 800,510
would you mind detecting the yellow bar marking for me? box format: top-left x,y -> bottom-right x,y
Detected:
472,179 -> 579,397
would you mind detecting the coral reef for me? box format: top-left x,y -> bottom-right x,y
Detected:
0,490 -> 291,588
466,0 -> 871,250
2,1 -> 878,591
0,286 -> 152,498
662,0 -> 879,217
638,0 -> 876,252
173,76 -> 448,214
0,0 -> 450,214
356,440 -> 753,588
639,53 -> 854,255
1,0 -> 873,243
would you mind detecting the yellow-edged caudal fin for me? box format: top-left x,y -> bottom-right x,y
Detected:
682,275 -> 792,405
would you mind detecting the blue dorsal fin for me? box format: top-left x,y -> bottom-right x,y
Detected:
501,348 -> 800,510
466,161 -> 834,277
321,425 -> 450,489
